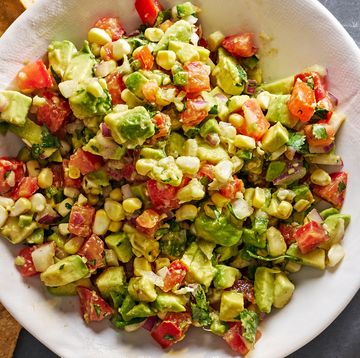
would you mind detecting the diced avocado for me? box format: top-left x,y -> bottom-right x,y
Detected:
287,243 -> 326,269
0,91 -> 32,126
194,211 -> 243,247
105,233 -> 133,263
130,183 -> 148,203
262,122 -> 289,152
320,208 -> 339,220
47,277 -> 92,296
219,291 -> 244,321
181,242 -> 216,288
128,276 -> 157,302
48,40 -> 77,78
125,72 -> 149,99
197,143 -> 229,163
165,132 -> 185,158
155,292 -> 188,313
324,213 -> 351,228
214,265 -> 241,289
242,228 -> 266,249
1,217 -> 37,244
292,184 -> 314,203
200,118 -> 220,138
260,76 -> 294,95
154,20 -> 193,52
169,41 -> 200,63
159,229 -> 187,258
212,48 -> 247,95
104,106 -> 155,148
176,2 -> 197,17
96,267 -> 126,300
40,255 -> 89,287
209,312 -> 227,335
321,214 -> 350,249
119,294 -> 136,321
18,215 -> 33,228
8,117 -> 42,146
266,94 -> 298,129
125,303 -> 154,320
48,232 -> 66,249
254,267 -> 277,313
26,228 -> 45,245
215,245 -> 238,262
139,147 -> 166,160
273,272 -> 295,308
266,161 -> 286,182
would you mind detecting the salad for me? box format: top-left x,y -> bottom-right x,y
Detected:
0,0 -> 350,355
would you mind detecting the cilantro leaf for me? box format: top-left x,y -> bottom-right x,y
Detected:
312,124 -> 328,140
239,309 -> 259,343
287,132 -> 307,152
50,66 -> 61,84
246,249 -> 302,263
306,76 -> 314,89
237,65 -> 248,84
310,106 -> 329,122
338,181 -> 346,193
94,304 -> 101,317
191,285 -> 212,326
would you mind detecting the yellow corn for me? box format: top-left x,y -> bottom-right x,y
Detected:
58,223 -> 70,236
104,199 -> 125,221
122,198 -> 142,214
64,236 -> 85,255
155,258 -> 170,272
26,160 -> 41,177
56,198 -> 74,217
109,187 -> 123,201
9,198 -> 32,216
87,194 -> 99,205
134,257 -> 152,276
68,166 -> 80,179
77,194 -> 88,205
211,193 -> 230,209
37,168 -> 53,189
276,200 -> 293,219
108,221 -> 123,233
88,27 -> 112,45
64,187 -> 80,199
310,169 -> 331,186
175,204 -> 198,221
207,31 -> 225,52
294,199 -> 310,212
92,209 -> 111,236
228,113 -> 245,128
253,188 -> 266,209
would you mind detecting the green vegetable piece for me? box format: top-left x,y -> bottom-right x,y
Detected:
292,184 -> 314,203
219,291 -> 244,321
26,228 -> 44,245
214,265 -> 241,289
259,76 -> 294,95
128,276 -> 157,302
286,243 -> 325,269
191,285 -> 211,326
324,213 -> 351,228
40,255 -> 89,287
209,312 -> 228,335
125,303 -> 154,320
159,229 -> 187,258
312,124 -> 328,140
287,132 -> 307,153
139,147 -> 166,160
83,170 -> 110,195
130,183 -> 149,203
125,72 -> 149,99
261,122 -> 289,152
242,228 -> 266,249
173,71 -> 188,86
0,91 -> 32,126
48,40 -> 77,78
155,292 -> 187,313
321,214 -> 350,249
119,294 -> 136,321
18,215 -> 33,228
1,217 -> 37,244
266,94 -> 298,129
165,132 -> 185,158
48,232 -> 66,249
168,41 -> 200,63
105,233 -> 133,263
215,245 -> 238,262
320,207 -> 340,220
273,272 -> 295,308
96,267 -> 126,300
239,309 -> 259,343
176,2 -> 197,17
253,216 -> 269,235
8,118 -> 41,146
47,278 -> 92,296
197,143 -> 230,163
254,267 -> 277,313
200,118 -> 220,138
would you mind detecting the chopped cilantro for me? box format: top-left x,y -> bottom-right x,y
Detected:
65,202 -> 73,210
311,106 -> 329,122
239,309 -> 259,343
306,76 -> 314,89
59,264 -> 65,270
163,334 -> 175,341
209,105 -> 218,115
246,250 -> 302,263
50,66 -> 61,84
94,304 -> 101,317
338,181 -> 346,193
191,285 -> 212,326
312,124 -> 328,140
287,132 -> 306,152
237,65 -> 248,84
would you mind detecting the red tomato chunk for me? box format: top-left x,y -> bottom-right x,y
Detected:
16,60 -> 53,92
135,0 -> 163,26
69,148 -> 103,176
78,234 -> 105,271
222,33 -> 257,58
147,180 -> 180,211
294,221 -> 329,254
69,204 -> 96,238
94,17 -> 125,41
11,177 -> 39,200
162,260 -> 188,292
16,246 -> 38,277
0,157 -> 25,195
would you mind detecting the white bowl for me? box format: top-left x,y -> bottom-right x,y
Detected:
1,0 -> 360,357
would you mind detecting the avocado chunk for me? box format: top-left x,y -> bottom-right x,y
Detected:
104,106 -> 155,148
266,94 -> 298,129
287,243 -> 325,269
176,2 -> 197,17
261,122 -> 289,152
96,267 -> 127,300
169,41 -> 200,63
292,184 -> 314,203
321,214 -> 350,249
154,20 -> 193,52
165,132 -> 186,158
194,211 -> 243,246
155,292 -> 188,313
254,267 -> 278,313
139,147 -> 166,160
260,76 -> 294,94
273,272 -> 295,308
125,302 -> 154,320
128,276 -> 157,302
219,291 -> 244,321
214,265 -> 241,289
266,161 -> 286,182
200,118 -> 220,138
125,72 -> 149,99
0,91 -> 32,126
47,278 -> 92,296
1,217 -> 37,244
197,143 -> 229,163
212,48 -> 247,95
105,233 -> 133,263
40,255 -> 89,287
48,40 -> 77,78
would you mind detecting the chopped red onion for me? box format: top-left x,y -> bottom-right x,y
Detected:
245,79 -> 257,95
306,208 -> 323,224
327,92 -> 338,107
100,123 -> 111,137
121,184 -> 133,199
142,316 -> 157,331
214,93 -> 228,104
206,133 -> 220,146
192,99 -> 208,111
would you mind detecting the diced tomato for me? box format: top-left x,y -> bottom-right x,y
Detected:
105,71 -> 126,105
180,96 -> 209,127
16,246 -> 38,277
69,204 -> 96,238
147,179 -> 180,211
183,61 -> 211,94
232,279 -> 255,304
50,164 -> 64,188
142,81 -> 159,103
16,59 -> 53,92
222,33 -> 257,58
135,0 -> 163,26
279,223 -> 298,245
312,172 -> 347,209
219,177 -> 243,199
136,209 -> 160,229
294,71 -> 327,102
78,234 -> 105,271
223,322 -> 252,355
62,159 -> 82,189
197,163 -> 215,180
238,98 -> 270,140
94,17 -> 125,41
77,287 -> 113,324
69,148 -> 103,176
0,157 -> 25,195
134,45 -> 154,70
162,260 -> 188,292
288,78 -> 316,122
304,123 -> 335,147
294,221 -> 329,254
11,177 -> 39,200
198,37 -> 208,49
152,112 -> 171,141
151,312 -> 192,348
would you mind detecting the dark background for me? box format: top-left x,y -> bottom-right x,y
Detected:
13,1 -> 360,357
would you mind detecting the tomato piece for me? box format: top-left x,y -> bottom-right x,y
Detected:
94,17 -> 125,41
222,33 -> 257,58
183,61 -> 211,94
0,157 -> 25,195
288,79 -> 316,122
223,322 -> 252,355
11,177 -> 39,200
219,177 -> 244,199
312,172 -> 347,209
180,96 -> 209,127
69,204 -> 96,238
142,81 -> 159,103
304,123 -> 335,147
77,287 -> 113,323
35,91 -> 71,133
106,72 -> 126,105
232,279 -> 255,304
294,221 -> 329,254
134,45 -> 154,70
16,59 -> 53,92
136,209 -> 160,229
279,223 -> 298,245
197,164 -> 215,180
62,159 -> 82,189
78,234 -> 105,271
147,179 -> 180,211
135,0 -> 163,26
49,164 -> 64,188
69,148 -> 103,176
294,71 -> 327,102
16,246 -> 38,277
152,112 -> 171,141
162,260 -> 188,292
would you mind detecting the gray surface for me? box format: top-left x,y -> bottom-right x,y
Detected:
13,1 -> 360,358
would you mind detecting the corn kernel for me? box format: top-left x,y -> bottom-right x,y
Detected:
285,261 -> 302,273
207,31 -> 225,52
276,200 -> 293,219
234,134 -> 256,149
155,258 -> 170,272
310,169 -> 331,186
56,198 -> 74,217
211,193 -> 230,208
294,199 -> 310,212
64,187 -> 80,198
122,197 -> 142,214
90,43 -> 101,56
157,50 -> 178,70
112,39 -> 131,61
64,236 -> 85,255
214,160 -> 233,183
77,193 -> 88,205
37,168 -> 53,189
88,194 -> 99,205
86,80 -> 105,98
10,198 -> 32,217
256,91 -> 272,110
176,178 -> 205,203
134,257 -> 152,276
175,204 -> 198,221
327,243 -> 345,267
253,187 -> 266,209
58,223 -> 70,236
0,205 -> 8,228
109,187 -> 123,201
175,156 -> 200,175
183,139 -> 198,157
244,188 -> 255,205
228,95 -> 250,113
0,197 -> 14,209
228,113 -> 245,128
93,209 -> 111,236
104,199 -> 125,221
267,227 -> 287,256
26,160 -> 41,177
108,221 -> 123,232
30,193 -> 46,212
88,27 -> 112,45
68,166 -> 80,179
145,27 -> 164,42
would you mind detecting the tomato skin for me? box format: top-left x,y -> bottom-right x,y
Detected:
279,223 -> 298,245
78,234 -> 105,271
183,61 -> 211,94
16,246 -> 38,277
146,180 -> 180,211
69,148 -> 104,176
77,287 -> 113,324
0,157 -> 25,195
162,260 -> 188,292
222,33 -> 257,58
197,164 -> 215,180
62,159 -> 82,189
231,279 -> 255,304
69,204 -> 96,238
304,123 -> 335,147
11,177 -> 39,200
219,177 -> 243,199
94,17 -> 125,41
288,79 -> 316,122
16,59 -> 53,92
152,113 -> 171,141
223,322 -> 252,355
180,96 -> 209,127
135,0 -> 163,26
294,221 -> 329,254
135,209 -> 161,237
106,72 -> 126,105
294,71 -> 327,102
312,172 -> 347,209
134,45 -> 154,70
